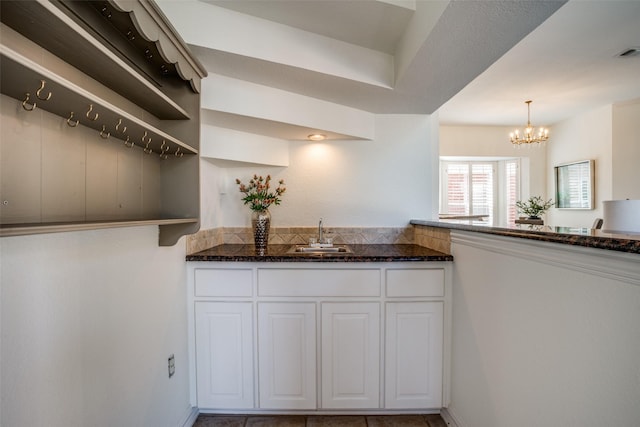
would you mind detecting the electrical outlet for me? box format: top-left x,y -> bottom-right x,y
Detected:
168,354 -> 175,378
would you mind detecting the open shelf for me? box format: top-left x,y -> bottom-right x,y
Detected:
0,0 -> 193,120
1,218 -> 198,236
1,1 -> 205,246
1,46 -> 197,158
1,218 -> 198,247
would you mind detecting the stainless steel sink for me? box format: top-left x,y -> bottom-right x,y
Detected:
287,245 -> 353,254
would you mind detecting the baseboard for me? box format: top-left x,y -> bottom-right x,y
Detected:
184,406 -> 455,426
440,408 -> 461,427
179,406 -> 199,427
197,409 -> 442,416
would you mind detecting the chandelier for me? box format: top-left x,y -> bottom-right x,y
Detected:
509,100 -> 549,145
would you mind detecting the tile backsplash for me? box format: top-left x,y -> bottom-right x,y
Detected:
187,224 -> 451,255
413,225 -> 451,254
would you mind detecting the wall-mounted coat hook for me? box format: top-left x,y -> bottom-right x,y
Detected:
36,80 -> 52,101
66,112 -> 79,127
86,104 -> 98,121
141,130 -> 152,145
100,124 -> 110,139
22,93 -> 36,111
115,118 -> 126,134
159,140 -> 170,159
142,131 -> 153,153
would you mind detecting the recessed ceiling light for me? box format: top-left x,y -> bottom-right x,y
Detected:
308,134 -> 326,141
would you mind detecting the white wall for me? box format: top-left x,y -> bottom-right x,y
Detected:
200,159 -> 226,230
1,227 -> 192,427
442,101 -> 639,228
440,125 -> 547,200
210,114 -> 437,228
447,232 -> 640,427
545,105 -> 613,227
612,100 -> 640,200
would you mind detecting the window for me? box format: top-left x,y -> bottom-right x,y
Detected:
442,163 -> 471,216
440,159 -> 520,225
505,160 -> 519,223
554,160 -> 594,209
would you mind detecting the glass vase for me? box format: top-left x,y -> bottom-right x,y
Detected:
251,209 -> 271,253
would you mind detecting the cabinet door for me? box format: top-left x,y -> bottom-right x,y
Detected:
385,302 -> 443,409
258,302 -> 316,409
321,302 -> 380,409
195,302 -> 254,409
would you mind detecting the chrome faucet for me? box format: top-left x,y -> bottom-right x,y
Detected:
318,218 -> 324,243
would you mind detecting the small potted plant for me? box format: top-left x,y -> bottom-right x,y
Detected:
515,196 -> 554,220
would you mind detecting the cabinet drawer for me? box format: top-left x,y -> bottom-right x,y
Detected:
386,269 -> 444,297
195,268 -> 253,297
258,269 -> 381,297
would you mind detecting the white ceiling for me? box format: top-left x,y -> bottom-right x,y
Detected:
165,0 -> 640,133
438,0 -> 640,127
202,0 -> 416,54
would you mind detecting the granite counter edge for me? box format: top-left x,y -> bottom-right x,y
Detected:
186,243 -> 454,262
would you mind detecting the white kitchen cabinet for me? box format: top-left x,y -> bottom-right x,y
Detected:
385,302 -> 443,409
321,302 -> 380,409
188,261 -> 451,413
258,302 -> 317,410
195,302 -> 254,409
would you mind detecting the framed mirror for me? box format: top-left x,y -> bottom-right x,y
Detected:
554,159 -> 595,209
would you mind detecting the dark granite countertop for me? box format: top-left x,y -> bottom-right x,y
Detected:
411,219 -> 640,254
186,244 -> 453,262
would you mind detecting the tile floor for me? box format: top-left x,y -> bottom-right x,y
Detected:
193,414 -> 447,427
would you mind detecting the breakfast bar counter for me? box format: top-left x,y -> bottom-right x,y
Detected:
411,219 -> 640,254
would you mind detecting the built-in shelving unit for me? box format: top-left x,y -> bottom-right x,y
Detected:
1,0 -> 193,120
1,46 -> 198,158
0,0 -> 207,246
